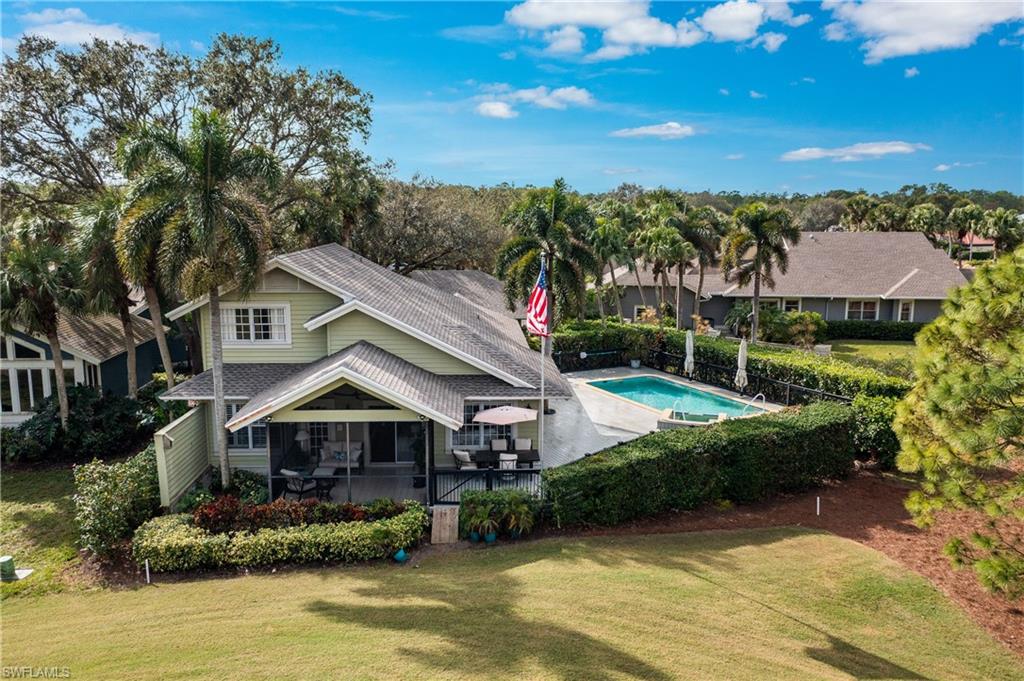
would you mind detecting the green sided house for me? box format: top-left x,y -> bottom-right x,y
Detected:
155,243 -> 570,507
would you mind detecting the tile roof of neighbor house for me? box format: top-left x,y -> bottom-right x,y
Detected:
722,232 -> 967,299
56,312 -> 157,362
275,243 -> 556,387
409,269 -> 527,320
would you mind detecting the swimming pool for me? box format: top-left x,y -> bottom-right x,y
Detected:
588,375 -> 761,418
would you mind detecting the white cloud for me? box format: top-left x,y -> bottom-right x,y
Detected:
505,1 -> 648,30
604,16 -> 680,47
440,24 -> 514,43
603,167 -> 641,175
824,0 -> 1024,63
610,121 -> 696,139
751,31 -> 787,52
499,50 -> 517,60
585,43 -> 638,62
749,90 -> 767,99
719,87 -> 731,95
476,101 -> 519,119
18,6 -> 159,46
761,2 -> 811,28
333,6 -> 407,21
189,40 -> 206,51
934,161 -> 981,171
781,140 -> 931,162
802,76 -> 816,83
725,153 -> 745,160
904,66 -> 919,78
698,0 -> 764,41
544,25 -> 585,54
823,21 -> 850,41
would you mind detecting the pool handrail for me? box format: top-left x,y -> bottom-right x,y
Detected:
741,393 -> 767,416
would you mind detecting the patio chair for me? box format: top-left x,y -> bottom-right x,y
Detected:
280,469 -> 317,501
452,450 -> 477,470
513,438 -> 532,452
498,453 -> 517,482
490,439 -> 508,452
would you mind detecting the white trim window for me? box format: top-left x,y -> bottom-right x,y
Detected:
221,304 -> 290,345
632,305 -> 655,320
897,300 -> 914,322
782,298 -> 801,313
225,403 -> 268,450
846,299 -> 879,321
451,402 -> 513,449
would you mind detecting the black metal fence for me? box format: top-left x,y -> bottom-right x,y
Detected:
551,349 -> 625,372
431,467 -> 543,505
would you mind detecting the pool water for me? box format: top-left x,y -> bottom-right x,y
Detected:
588,376 -> 761,418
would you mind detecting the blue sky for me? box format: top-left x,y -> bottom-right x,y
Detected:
2,1 -> 1022,194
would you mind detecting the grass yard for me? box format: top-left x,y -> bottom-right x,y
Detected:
830,339 -> 917,364
3,528 -> 1021,680
0,466 -> 83,598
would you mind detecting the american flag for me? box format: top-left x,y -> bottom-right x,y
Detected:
526,258 -> 550,337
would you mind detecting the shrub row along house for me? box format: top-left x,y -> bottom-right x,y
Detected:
155,243 -> 570,508
611,232 -> 967,327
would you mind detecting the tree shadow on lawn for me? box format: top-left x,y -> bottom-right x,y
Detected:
305,527 -> 929,680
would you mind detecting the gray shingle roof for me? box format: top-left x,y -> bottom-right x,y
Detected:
607,262 -> 729,296
409,269 -> 527,320
722,232 -> 967,299
277,244 -> 547,385
57,312 -> 157,362
227,341 -> 466,430
161,364 -> 304,400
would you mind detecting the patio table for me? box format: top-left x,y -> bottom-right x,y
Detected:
471,450 -> 539,469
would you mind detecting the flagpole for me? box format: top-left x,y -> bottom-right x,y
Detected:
539,332 -> 545,462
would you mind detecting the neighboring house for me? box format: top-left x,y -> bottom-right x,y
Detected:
409,269 -> 527,321
610,232 -> 967,327
0,313 -> 164,427
156,244 -> 569,507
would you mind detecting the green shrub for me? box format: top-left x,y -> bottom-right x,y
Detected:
73,445 -> 162,555
851,394 -> 900,468
209,468 -> 269,505
132,503 -> 429,572
823,320 -> 925,341
542,402 -> 856,527
460,489 -> 539,538
174,487 -> 215,513
3,385 -> 154,464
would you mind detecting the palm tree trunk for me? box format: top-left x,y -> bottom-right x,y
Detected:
209,287 -> 231,487
45,328 -> 70,428
661,271 -> 669,315
751,270 -> 762,342
118,303 -> 138,398
595,266 -> 606,322
633,267 -> 648,312
675,263 -> 684,330
608,263 -> 624,319
144,283 -> 176,388
693,262 -> 705,330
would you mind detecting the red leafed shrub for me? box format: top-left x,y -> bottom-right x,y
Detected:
193,495 -> 242,534
191,496 -> 406,534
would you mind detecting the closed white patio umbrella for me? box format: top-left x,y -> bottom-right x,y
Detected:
684,330 -> 695,377
473,405 -> 538,425
735,338 -> 749,391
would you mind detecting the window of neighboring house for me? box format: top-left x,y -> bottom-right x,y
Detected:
221,305 -> 290,344
846,299 -> 878,321
632,305 -> 654,320
12,341 -> 43,359
16,369 -> 45,411
1,372 -> 12,412
760,299 -> 780,310
48,369 -> 76,392
898,300 -> 914,322
782,299 -> 801,313
84,362 -> 100,388
0,340 -> 6,360
225,403 -> 268,450
451,403 -> 513,448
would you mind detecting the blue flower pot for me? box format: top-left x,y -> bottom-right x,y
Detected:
469,531 -> 480,543
393,548 -> 408,563
484,532 -> 497,544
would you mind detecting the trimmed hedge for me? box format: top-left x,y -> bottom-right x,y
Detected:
851,394 -> 901,469
132,502 -> 429,572
822,320 -> 925,341
551,321 -> 910,398
73,445 -> 162,555
542,402 -> 856,527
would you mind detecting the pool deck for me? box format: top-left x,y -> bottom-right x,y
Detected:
566,366 -> 785,438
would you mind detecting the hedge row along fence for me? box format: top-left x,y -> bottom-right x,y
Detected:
132,502 -> 429,572
549,321 -> 911,399
542,402 -> 856,527
821,320 -> 925,342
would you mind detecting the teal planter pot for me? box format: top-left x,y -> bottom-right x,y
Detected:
484,532 -> 497,544
469,531 -> 480,543
393,548 -> 408,563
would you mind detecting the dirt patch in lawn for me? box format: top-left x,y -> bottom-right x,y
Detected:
567,470 -> 1024,658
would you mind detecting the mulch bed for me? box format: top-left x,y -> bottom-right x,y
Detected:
565,470 -> 1024,658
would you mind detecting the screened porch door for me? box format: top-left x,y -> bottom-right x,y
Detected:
369,422 -> 419,465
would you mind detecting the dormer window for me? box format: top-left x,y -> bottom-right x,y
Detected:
221,304 -> 290,345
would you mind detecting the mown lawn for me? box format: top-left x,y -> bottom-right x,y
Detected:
0,466 -> 84,598
3,528 -> 1020,680
831,339 -> 917,364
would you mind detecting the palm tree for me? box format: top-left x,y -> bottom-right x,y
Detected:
947,203 -> 985,262
0,218 -> 84,426
678,206 -> 730,330
118,109 -> 280,486
495,178 -> 597,328
983,207 -> 1023,256
633,223 -> 679,317
721,202 -> 799,342
589,200 -> 632,320
73,191 -> 141,397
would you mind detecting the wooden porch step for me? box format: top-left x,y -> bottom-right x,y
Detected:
430,506 -> 459,544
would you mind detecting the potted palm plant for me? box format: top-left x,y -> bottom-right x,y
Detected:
626,333 -> 646,369
475,503 -> 499,544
